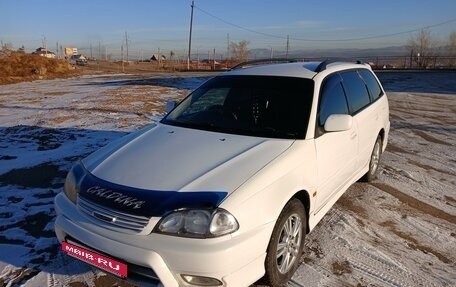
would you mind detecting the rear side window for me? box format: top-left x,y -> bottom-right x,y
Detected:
318,73 -> 349,127
340,71 -> 371,114
358,69 -> 383,101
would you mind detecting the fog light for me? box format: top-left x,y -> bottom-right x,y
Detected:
181,274 -> 222,286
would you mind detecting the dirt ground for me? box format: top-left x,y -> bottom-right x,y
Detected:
0,50 -> 232,86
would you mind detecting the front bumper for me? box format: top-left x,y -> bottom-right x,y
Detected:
54,193 -> 273,287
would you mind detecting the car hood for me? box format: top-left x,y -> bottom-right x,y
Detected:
80,124 -> 293,215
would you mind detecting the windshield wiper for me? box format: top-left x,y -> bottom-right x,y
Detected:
259,127 -> 298,138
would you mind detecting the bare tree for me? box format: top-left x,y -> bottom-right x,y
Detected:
408,29 -> 437,68
229,40 -> 250,62
1,41 -> 13,51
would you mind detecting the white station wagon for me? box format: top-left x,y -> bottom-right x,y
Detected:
54,60 -> 390,287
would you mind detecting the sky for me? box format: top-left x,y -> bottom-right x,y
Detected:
1,0 -> 455,59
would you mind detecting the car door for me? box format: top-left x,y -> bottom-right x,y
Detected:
340,70 -> 377,174
357,69 -> 387,166
314,73 -> 358,213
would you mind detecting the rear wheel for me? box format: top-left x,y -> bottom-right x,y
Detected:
362,135 -> 382,182
264,199 -> 306,286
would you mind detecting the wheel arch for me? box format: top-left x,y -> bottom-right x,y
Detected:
377,128 -> 386,151
291,190 -> 311,234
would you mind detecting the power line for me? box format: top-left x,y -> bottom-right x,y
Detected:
320,18 -> 456,42
194,5 -> 456,42
194,5 -> 285,40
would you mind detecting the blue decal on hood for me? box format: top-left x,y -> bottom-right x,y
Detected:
78,171 -> 227,217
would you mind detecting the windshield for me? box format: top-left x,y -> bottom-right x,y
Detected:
161,75 -> 314,139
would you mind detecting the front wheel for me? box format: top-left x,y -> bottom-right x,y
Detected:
264,199 -> 306,286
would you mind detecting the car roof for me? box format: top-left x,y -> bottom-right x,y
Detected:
223,60 -> 372,79
223,62 -> 318,79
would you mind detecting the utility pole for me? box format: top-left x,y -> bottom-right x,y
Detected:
213,48 -> 216,70
410,49 -> 414,69
227,33 -> 230,60
125,31 -> 129,63
90,43 -> 93,59
286,35 -> 290,59
187,0 -> 194,70
121,45 -> 125,72
42,36 -> 47,56
196,47 -> 199,69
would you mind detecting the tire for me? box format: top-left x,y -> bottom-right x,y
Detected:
264,198 -> 306,287
362,135 -> 382,182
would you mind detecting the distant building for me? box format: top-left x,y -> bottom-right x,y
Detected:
70,54 -> 87,61
150,54 -> 166,61
33,47 -> 56,59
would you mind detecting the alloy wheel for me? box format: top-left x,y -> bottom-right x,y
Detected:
276,214 -> 302,274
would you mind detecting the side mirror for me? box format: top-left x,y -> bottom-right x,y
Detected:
324,114 -> 353,132
165,101 -> 177,113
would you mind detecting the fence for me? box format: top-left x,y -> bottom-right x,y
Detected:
82,55 -> 456,72
354,55 -> 456,70
151,55 -> 456,71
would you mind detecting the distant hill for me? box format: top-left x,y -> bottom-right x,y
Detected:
249,45 -> 410,59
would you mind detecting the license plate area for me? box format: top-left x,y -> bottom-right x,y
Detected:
61,241 -> 128,278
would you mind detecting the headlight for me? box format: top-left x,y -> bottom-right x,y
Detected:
155,208 -> 239,238
64,162 -> 85,203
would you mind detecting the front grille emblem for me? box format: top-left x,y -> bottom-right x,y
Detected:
92,211 -> 117,223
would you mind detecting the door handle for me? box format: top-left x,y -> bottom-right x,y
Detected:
350,132 -> 357,140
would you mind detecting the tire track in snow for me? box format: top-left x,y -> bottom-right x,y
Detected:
381,208 -> 452,247
325,210 -> 431,287
349,247 -> 437,287
371,183 -> 456,224
295,187 -> 440,287
43,252 -> 99,287
292,261 -> 350,287
46,272 -> 56,287
340,187 -> 450,286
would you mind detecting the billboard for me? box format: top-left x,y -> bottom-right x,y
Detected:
65,47 -> 78,55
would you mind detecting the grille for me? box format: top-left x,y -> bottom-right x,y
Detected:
77,196 -> 150,233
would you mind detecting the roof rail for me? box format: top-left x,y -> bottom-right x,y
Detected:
230,58 -> 366,72
230,58 -> 307,70
314,58 -> 364,73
